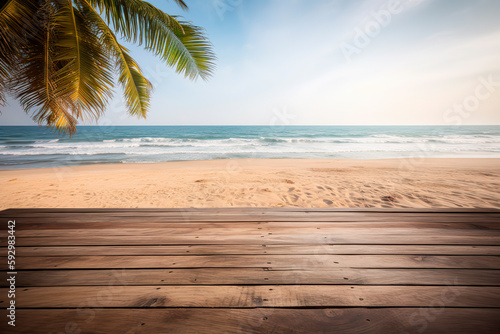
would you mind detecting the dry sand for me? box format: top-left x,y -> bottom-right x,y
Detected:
0,159 -> 499,209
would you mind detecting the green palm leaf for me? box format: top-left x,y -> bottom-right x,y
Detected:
91,0 -> 215,80
0,0 -> 215,134
56,0 -> 114,120
82,0 -> 151,118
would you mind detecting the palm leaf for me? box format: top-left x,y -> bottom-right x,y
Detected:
0,0 -> 216,133
81,0 -> 152,118
169,0 -> 188,11
7,1 -> 80,133
10,1 -> 58,124
91,0 -> 216,80
0,0 -> 39,106
0,0 -> 15,14
55,0 -> 114,121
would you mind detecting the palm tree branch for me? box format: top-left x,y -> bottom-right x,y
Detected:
169,0 -> 188,11
6,1 -> 79,133
81,0 -> 151,117
66,0 -> 81,108
90,0 -> 215,80
54,0 -> 114,121
1,0 -> 215,133
43,4 -> 53,121
0,0 -> 15,14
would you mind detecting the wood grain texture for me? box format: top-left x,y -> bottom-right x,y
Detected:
12,244 -> 500,256
1,308 -> 499,334
4,285 -> 500,308
1,208 -> 499,333
13,254 -> 500,269
9,225 -> 500,237
7,233 -> 500,246
5,268 -> 500,287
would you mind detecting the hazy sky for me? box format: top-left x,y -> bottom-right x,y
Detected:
1,0 -> 500,126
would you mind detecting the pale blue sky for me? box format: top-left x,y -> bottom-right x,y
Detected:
1,0 -> 500,126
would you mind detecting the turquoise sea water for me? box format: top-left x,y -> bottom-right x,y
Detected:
0,126 -> 499,169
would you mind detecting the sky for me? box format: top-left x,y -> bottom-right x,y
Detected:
1,0 -> 500,126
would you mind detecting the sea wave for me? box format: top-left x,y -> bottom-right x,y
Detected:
6,134 -> 500,149
1,130 -> 500,166
1,143 -> 499,156
34,139 -> 59,143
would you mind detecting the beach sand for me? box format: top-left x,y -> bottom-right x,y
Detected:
1,158 -> 499,209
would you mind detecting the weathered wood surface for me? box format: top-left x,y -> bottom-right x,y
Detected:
6,233 -> 500,246
9,308 -> 500,334
9,244 -> 500,256
4,285 -> 500,308
1,208 -> 499,333
4,268 -> 499,286
11,254 -> 500,269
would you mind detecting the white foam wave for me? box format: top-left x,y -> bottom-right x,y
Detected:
34,139 -> 59,143
1,135 -> 499,158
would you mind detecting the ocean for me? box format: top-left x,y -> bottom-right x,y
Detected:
0,125 -> 499,169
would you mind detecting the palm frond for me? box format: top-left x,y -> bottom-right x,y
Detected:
117,48 -> 152,118
0,0 -> 40,106
91,0 -> 216,80
7,1 -> 80,133
168,21 -> 216,80
46,99 -> 78,134
169,0 -> 188,11
0,0 -> 16,14
0,58 -> 8,106
55,0 -> 114,121
81,0 -> 151,118
10,1 -> 58,124
0,0 -> 216,133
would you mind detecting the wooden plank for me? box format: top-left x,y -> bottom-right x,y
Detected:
14,255 -> 500,269
10,225 -> 500,238
8,233 -> 500,246
4,286 -> 500,308
6,216 -> 500,225
13,245 -> 500,256
5,268 -> 500,287
3,308 -> 499,334
2,208 -> 500,334
10,221 -> 500,231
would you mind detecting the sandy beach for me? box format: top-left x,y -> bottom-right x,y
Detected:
1,158 -> 499,209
